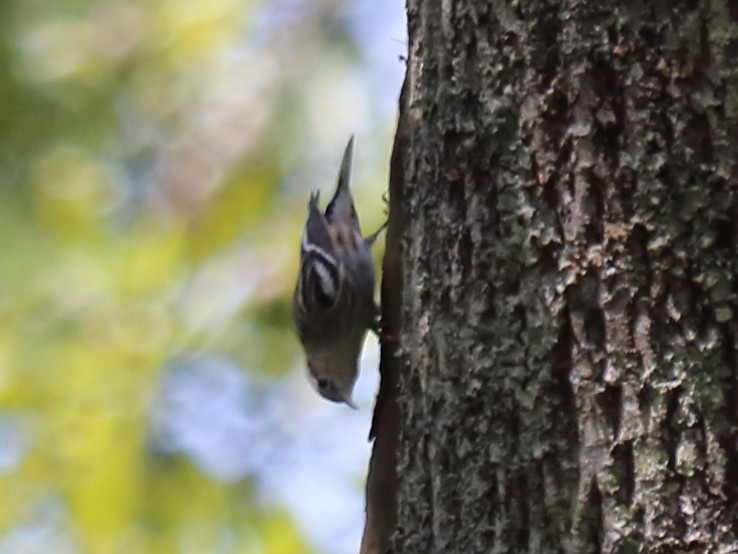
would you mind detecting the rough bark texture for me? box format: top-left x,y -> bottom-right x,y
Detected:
389,1 -> 738,553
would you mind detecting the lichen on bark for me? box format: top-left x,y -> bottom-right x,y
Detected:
389,1 -> 738,553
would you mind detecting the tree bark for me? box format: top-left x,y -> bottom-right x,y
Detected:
368,1 -> 738,553
360,76 -> 407,554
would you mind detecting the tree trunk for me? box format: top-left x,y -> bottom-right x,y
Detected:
366,1 -> 738,552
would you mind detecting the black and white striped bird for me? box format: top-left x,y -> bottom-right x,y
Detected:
293,137 -> 385,408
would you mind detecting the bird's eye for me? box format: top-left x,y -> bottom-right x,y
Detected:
317,378 -> 330,391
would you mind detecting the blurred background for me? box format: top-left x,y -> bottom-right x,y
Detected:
0,0 -> 405,552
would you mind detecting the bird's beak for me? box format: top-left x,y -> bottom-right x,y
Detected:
341,391 -> 358,410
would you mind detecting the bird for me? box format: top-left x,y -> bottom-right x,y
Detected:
293,136 -> 385,408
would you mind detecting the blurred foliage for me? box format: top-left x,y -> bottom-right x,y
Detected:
0,0 -> 400,551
